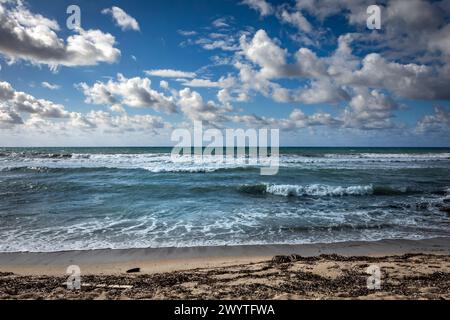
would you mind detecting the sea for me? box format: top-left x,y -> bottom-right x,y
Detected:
0,147 -> 449,252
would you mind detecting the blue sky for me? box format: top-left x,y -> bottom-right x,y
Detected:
0,0 -> 449,146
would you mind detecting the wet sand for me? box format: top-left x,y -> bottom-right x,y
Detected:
0,238 -> 449,299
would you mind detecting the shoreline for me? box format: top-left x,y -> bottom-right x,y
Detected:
1,237 -> 449,299
1,237 -> 449,276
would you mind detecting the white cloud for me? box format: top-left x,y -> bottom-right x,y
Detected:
195,37 -> 240,51
0,80 -> 70,121
242,0 -> 274,17
80,111 -> 167,133
160,80 -> 169,89
239,29 -> 287,78
22,110 -> 169,135
342,89 -> 400,130
0,80 -> 170,135
41,82 -> 60,90
178,88 -> 232,125
181,75 -> 235,88
295,0 -> 450,62
0,107 -> 23,128
294,79 -> 349,104
416,106 -> 450,134
235,31 -> 350,105
231,108 -> 341,130
279,9 -> 312,33
77,74 -> 177,113
295,0 -> 367,22
344,53 -> 450,100
0,2 -> 120,69
212,18 -> 230,28
237,27 -> 450,108
145,69 -> 196,78
102,6 -> 140,31
178,30 -> 197,36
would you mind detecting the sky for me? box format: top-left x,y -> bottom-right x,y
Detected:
0,0 -> 449,147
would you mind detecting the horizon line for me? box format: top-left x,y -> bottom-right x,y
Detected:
1,146 -> 450,148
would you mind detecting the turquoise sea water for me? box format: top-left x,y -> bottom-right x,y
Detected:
0,147 -> 449,252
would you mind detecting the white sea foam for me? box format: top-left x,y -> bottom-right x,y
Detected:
0,152 -> 449,173
265,184 -> 374,197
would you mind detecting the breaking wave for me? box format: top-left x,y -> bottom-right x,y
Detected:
238,183 -> 426,197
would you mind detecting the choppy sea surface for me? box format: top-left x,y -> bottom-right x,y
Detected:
0,147 -> 449,252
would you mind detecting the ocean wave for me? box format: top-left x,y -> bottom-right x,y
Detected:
0,166 -> 120,174
238,183 -> 429,197
325,152 -> 450,159
0,151 -> 73,159
1,151 -> 449,174
280,223 -> 395,232
238,183 -> 374,196
281,153 -> 450,164
0,164 -> 257,174
2,151 -> 450,161
266,184 -> 374,197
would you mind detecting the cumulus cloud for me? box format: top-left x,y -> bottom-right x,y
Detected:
0,1 -> 121,69
294,0 -> 450,62
294,79 -> 349,104
178,87 -> 232,125
22,111 -> 169,135
236,27 -> 450,108
0,80 -> 170,135
232,108 -> 341,130
0,80 -> 70,122
80,111 -> 167,133
416,106 -> 450,134
239,30 -> 329,79
343,53 -> 450,100
102,6 -> 140,31
3,0 -> 449,141
77,74 -> 177,114
342,89 -> 400,130
235,30 -> 350,105
144,69 -> 196,78
160,80 -> 169,89
0,107 -> 23,128
240,29 -> 288,78
230,27 -> 450,132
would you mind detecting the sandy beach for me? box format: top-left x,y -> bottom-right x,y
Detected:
0,237 -> 449,300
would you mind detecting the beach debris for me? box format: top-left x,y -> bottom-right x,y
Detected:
59,282 -> 133,289
271,254 -> 303,264
83,283 -> 133,289
126,267 -> 141,273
